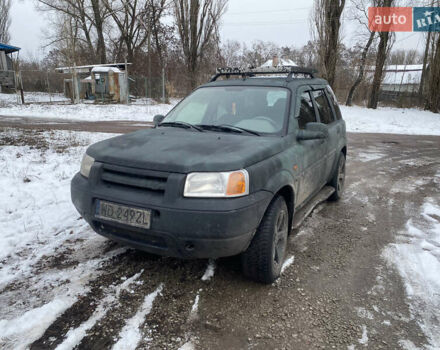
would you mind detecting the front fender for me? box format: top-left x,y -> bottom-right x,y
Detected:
262,169 -> 296,194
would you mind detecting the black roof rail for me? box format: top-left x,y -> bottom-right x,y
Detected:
210,66 -> 317,82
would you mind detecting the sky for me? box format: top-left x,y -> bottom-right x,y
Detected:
9,0 -> 426,60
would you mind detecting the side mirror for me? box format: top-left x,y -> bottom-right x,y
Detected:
153,114 -> 165,127
297,130 -> 326,141
296,122 -> 328,141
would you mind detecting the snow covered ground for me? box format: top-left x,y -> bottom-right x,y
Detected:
0,130 -> 126,349
0,92 -> 70,105
384,194 -> 440,349
1,92 -> 440,135
0,128 -> 212,349
0,93 -> 176,122
341,105 -> 440,136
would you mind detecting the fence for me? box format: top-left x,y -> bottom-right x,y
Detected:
0,68 -> 426,108
0,69 -> 173,105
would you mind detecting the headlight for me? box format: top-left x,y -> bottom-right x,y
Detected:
80,154 -> 95,178
184,170 -> 249,198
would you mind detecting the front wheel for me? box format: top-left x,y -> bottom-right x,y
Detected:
329,152 -> 346,201
241,196 -> 289,284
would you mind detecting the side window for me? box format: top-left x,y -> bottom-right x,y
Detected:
325,85 -> 342,120
297,92 -> 317,129
312,90 -> 335,125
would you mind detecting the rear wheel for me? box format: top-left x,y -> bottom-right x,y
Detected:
329,152 -> 346,201
241,196 -> 288,284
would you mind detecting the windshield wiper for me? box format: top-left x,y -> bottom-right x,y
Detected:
218,124 -> 261,136
159,121 -> 203,132
197,124 -> 260,136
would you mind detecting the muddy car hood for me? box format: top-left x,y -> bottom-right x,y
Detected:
87,127 -> 287,173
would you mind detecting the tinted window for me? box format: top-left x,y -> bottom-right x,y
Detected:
325,85 -> 342,120
312,90 -> 335,125
297,92 -> 316,129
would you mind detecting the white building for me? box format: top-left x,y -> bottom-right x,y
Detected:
260,56 -> 298,69
367,64 -> 423,94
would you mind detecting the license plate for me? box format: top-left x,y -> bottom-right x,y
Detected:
96,200 -> 151,229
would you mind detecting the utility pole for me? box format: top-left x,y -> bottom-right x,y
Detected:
73,63 -> 79,104
147,31 -> 152,99
162,66 -> 165,103
125,58 -> 129,104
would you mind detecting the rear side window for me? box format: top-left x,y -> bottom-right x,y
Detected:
312,90 -> 335,125
325,85 -> 342,120
297,92 -> 317,129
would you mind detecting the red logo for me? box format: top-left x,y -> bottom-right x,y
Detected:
369,7 -> 413,32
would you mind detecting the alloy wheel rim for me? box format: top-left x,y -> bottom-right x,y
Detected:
273,209 -> 288,267
337,158 -> 346,193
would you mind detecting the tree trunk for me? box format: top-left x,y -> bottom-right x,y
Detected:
321,0 -> 345,88
368,0 -> 393,109
419,31 -> 432,103
90,0 -> 106,63
425,34 -> 440,113
346,31 -> 375,106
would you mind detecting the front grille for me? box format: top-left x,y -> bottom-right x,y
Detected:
100,164 -> 169,194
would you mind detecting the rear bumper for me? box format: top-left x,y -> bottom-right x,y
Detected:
71,172 -> 272,258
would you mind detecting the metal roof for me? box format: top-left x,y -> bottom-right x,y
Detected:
56,63 -> 131,74
0,43 -> 21,54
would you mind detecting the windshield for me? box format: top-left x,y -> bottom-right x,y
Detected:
163,86 -> 289,135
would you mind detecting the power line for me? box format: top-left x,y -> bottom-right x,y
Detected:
224,19 -> 308,26
227,7 -> 312,15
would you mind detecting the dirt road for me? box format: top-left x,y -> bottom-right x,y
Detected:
0,115 -> 153,133
1,121 -> 439,349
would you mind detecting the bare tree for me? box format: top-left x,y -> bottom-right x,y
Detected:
148,0 -> 169,69
173,0 -> 228,89
37,0 -> 109,63
0,0 -> 11,44
425,32 -> 440,113
102,0 -> 150,63
346,32 -> 375,106
367,0 -> 394,109
311,0 -> 346,88
345,0 -> 376,106
220,40 -> 242,67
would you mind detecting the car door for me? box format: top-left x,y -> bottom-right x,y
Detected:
295,89 -> 328,206
311,88 -> 338,182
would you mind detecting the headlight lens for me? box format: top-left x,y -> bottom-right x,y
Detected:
80,154 -> 95,178
184,170 -> 249,198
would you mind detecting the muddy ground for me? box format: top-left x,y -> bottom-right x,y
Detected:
1,119 -> 439,349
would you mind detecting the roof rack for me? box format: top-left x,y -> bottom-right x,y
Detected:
210,66 -> 317,82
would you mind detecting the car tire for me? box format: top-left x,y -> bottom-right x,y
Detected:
241,195 -> 289,284
329,152 -> 346,201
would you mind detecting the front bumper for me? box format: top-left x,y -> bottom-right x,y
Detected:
71,171 -> 272,259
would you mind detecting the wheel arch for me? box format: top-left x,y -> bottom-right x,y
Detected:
275,185 -> 295,231
341,145 -> 347,157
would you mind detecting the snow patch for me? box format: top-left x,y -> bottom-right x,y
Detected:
189,292 -> 201,321
281,255 -> 295,274
0,297 -> 75,350
341,105 -> 440,136
356,152 -> 386,162
383,198 -> 440,349
358,325 -> 368,346
112,284 -> 163,350
55,270 -> 144,350
399,339 -> 419,350
356,307 -> 374,320
179,341 -> 195,350
201,260 -> 216,281
0,92 -> 176,122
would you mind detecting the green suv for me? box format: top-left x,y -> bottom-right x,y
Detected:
71,67 -> 347,283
